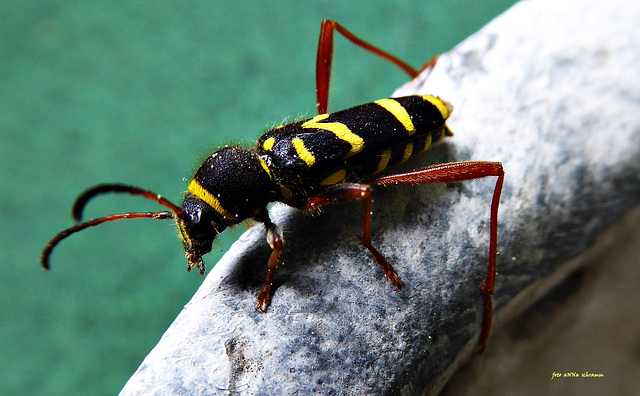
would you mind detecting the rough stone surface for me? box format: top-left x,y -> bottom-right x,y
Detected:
120,0 -> 640,394
441,207 -> 640,395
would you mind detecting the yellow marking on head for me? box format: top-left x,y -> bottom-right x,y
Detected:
374,98 -> 416,136
400,142 -> 413,164
374,149 -> 391,174
176,218 -> 191,249
263,137 -> 275,151
292,137 -> 316,167
302,114 -> 364,157
421,95 -> 451,119
188,179 -> 237,221
422,133 -> 433,151
279,184 -> 293,200
319,169 -> 347,186
258,157 -> 272,180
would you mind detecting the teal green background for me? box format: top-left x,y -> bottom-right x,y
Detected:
1,1 -> 517,394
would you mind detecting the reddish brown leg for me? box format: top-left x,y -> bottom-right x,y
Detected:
303,183 -> 402,289
256,220 -> 285,312
370,161 -> 504,352
416,55 -> 439,78
315,20 -> 420,115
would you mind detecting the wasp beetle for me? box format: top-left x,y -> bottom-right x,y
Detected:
42,20 -> 504,351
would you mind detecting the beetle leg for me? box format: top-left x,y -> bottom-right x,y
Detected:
255,209 -> 285,312
369,160 -> 504,352
315,20 -> 419,115
304,183 -> 402,289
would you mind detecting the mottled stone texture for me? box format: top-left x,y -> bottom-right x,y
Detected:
121,0 -> 640,394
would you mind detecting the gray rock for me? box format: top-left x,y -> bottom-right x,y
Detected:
121,0 -> 640,394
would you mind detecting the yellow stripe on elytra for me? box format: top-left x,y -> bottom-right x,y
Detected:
422,133 -> 433,151
375,149 -> 391,174
421,95 -> 450,119
302,114 -> 364,158
188,179 -> 237,221
400,142 -> 413,164
319,168 -> 347,186
292,137 -> 315,166
374,98 -> 416,136
258,157 -> 272,180
262,137 -> 275,151
433,127 -> 446,143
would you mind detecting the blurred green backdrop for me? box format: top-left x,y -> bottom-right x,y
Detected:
1,1 -> 517,394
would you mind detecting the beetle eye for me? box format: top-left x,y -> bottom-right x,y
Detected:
189,209 -> 202,224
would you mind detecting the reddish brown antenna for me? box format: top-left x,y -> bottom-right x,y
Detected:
41,184 -> 185,270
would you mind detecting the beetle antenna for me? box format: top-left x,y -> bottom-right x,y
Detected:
42,184 -> 185,270
72,183 -> 185,221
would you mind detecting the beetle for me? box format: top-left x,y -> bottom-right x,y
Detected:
42,20 -> 504,350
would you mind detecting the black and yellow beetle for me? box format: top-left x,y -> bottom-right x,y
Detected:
42,20 -> 504,350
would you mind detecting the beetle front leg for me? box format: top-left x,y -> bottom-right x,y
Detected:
256,211 -> 285,312
303,183 -> 402,290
